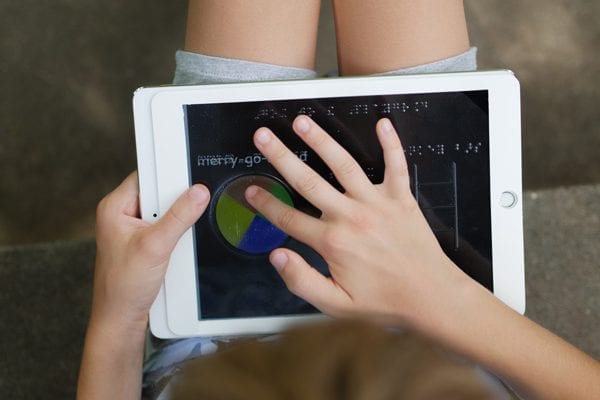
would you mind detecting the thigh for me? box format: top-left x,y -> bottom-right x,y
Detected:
185,0 -> 321,69
332,0 -> 470,75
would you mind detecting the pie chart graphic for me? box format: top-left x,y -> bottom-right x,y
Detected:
215,174 -> 293,255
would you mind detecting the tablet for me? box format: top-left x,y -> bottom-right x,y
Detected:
133,71 -> 525,338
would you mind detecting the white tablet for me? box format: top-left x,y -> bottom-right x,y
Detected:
133,71 -> 525,338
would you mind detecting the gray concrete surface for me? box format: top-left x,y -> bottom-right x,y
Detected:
0,241 -> 94,399
523,185 -> 600,356
0,0 -> 188,245
1,185 -> 598,398
466,1 -> 600,190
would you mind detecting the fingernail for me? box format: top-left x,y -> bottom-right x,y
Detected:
294,116 -> 310,134
381,118 -> 393,134
255,128 -> 271,145
245,185 -> 259,199
189,185 -> 208,203
270,251 -> 288,272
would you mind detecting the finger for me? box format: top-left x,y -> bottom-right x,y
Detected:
113,171 -> 139,197
245,185 -> 324,250
269,248 -> 350,316
293,115 -> 375,200
99,171 -> 140,218
376,119 -> 411,198
253,127 -> 347,213
144,184 -> 210,251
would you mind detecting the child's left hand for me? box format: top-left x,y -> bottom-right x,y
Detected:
91,172 -> 210,331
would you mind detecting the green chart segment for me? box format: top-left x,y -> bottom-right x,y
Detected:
215,175 -> 293,254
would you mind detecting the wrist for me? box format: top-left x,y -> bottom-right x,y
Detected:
411,264 -> 515,362
431,271 -> 492,339
402,258 -> 488,341
83,313 -> 147,376
79,303 -> 147,400
89,288 -> 151,337
88,307 -> 149,344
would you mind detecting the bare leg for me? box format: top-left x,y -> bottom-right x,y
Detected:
184,0 -> 321,70
332,0 -> 470,75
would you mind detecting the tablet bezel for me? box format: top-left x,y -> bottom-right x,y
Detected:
133,87 -> 178,338
144,71 -> 524,337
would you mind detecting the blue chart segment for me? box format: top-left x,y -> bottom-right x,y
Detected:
238,215 -> 288,253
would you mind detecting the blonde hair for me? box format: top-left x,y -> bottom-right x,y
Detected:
172,320 -> 493,400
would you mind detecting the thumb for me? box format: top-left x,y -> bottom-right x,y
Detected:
269,249 -> 349,316
146,185 -> 210,252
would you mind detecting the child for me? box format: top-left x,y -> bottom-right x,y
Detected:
77,1 -> 600,399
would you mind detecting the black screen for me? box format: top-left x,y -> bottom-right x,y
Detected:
184,90 -> 492,320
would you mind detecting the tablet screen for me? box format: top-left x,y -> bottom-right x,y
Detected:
184,90 -> 491,320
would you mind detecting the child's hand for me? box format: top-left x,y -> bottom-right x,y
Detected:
92,172 -> 210,330
245,116 -> 471,329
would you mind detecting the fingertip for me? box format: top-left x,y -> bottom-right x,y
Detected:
293,115 -> 311,135
116,171 -> 140,193
376,119 -> 403,151
244,185 -> 260,201
377,118 -> 395,135
188,184 -> 210,204
270,249 -> 347,315
269,249 -> 289,273
102,171 -> 140,216
254,127 -> 272,146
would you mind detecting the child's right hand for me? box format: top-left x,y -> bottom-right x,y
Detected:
245,115 -> 473,329
92,172 -> 210,331
246,116 -> 600,400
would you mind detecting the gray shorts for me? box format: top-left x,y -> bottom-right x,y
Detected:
173,47 -> 477,85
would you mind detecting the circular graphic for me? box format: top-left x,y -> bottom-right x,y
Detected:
215,175 -> 293,255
